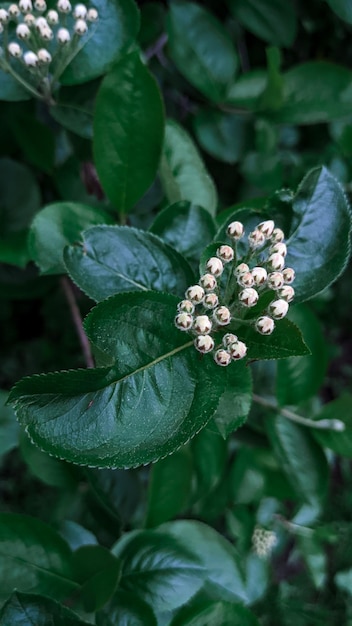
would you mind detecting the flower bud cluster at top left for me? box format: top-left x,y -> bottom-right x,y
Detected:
175,218 -> 296,367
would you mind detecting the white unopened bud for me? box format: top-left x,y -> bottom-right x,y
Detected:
238,271 -> 254,288
35,16 -> 47,28
0,8 -> 9,23
229,340 -> 247,360
268,253 -> 285,271
267,272 -> 284,290
270,242 -> 287,257
257,220 -> 275,238
23,50 -> 38,66
234,262 -> 249,277
251,266 -> 267,285
194,335 -> 214,354
239,287 -> 259,307
87,7 -> 98,21
8,4 -> 20,18
203,293 -> 218,309
73,3 -> 87,18
268,299 -> 289,319
8,42 -> 22,57
16,23 -> 30,38
57,27 -> 70,43
283,267 -> 295,284
217,244 -> 234,263
277,285 -> 295,303
57,0 -> 71,12
214,306 -> 231,326
222,333 -> 238,347
206,257 -> 223,277
47,9 -> 59,23
19,0 -> 32,12
193,315 -> 212,334
214,349 -> 231,367
256,316 -> 275,335
248,229 -> 265,249
185,285 -> 205,304
175,312 -> 193,331
34,0 -> 46,11
37,48 -> 51,63
24,12 -> 35,24
74,18 -> 87,34
271,228 -> 285,242
177,300 -> 194,314
227,220 -> 244,240
40,26 -> 53,40
199,273 -> 217,292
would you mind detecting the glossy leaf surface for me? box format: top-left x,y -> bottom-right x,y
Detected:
228,0 -> 297,47
96,591 -> 157,626
0,592 -> 90,626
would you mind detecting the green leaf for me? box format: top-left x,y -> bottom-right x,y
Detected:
64,225 -> 194,301
297,535 -> 327,589
265,416 -> 329,507
210,360 -> 253,438
71,546 -> 121,612
96,591 -> 157,626
276,306 -> 328,405
146,448 -> 193,527
0,68 -> 31,102
0,592 -> 90,626
9,292 -> 228,468
170,599 -> 259,626
226,70 -> 267,111
228,0 -> 297,47
335,568 -> 352,594
0,158 -> 41,234
11,114 -> 55,174
86,467 -> 142,524
0,513 -> 78,603
191,427 -> 227,496
19,430 -> 76,489
193,109 -> 248,164
0,231 -> 30,267
258,47 -> 283,111
93,50 -> 164,213
167,1 -> 238,102
326,0 -> 352,24
160,120 -> 218,216
50,102 -> 94,140
240,318 -> 310,360
149,201 -> 216,269
311,394 -> 352,458
60,521 -> 98,551
0,391 -> 20,457
286,166 -> 351,303
61,0 -> 140,85
28,202 -> 113,275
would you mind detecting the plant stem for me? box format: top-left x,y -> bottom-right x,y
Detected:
1,58 -> 44,99
252,393 -> 345,432
60,276 -> 95,369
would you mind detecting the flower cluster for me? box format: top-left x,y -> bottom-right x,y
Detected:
252,526 -> 277,558
175,219 -> 295,366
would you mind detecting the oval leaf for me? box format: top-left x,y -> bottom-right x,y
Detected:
0,592 -> 90,626
96,591 -> 157,626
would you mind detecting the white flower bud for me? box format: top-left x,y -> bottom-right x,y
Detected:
47,9 -> 59,23
251,266 -> 267,285
267,272 -> 284,290
185,285 -> 205,304
8,42 -> 22,57
74,18 -> 87,34
234,262 -> 249,277
270,242 -> 287,257
213,306 -> 231,326
16,22 -> 30,38
8,4 -> 20,18
214,349 -> 231,367
175,312 -> 193,331
23,50 -> 38,66
206,256 -> 224,277
271,228 -> 285,242
37,48 -> 51,63
87,7 -> 98,21
35,16 -> 47,28
229,340 -> 247,360
57,27 -> 70,43
268,299 -> 289,320
19,0 -> 32,12
237,271 -> 254,288
277,285 -> 295,303
34,0 -> 46,11
283,267 -> 295,284
73,3 -> 87,18
256,316 -> 275,335
193,315 -> 212,335
257,220 -> 275,238
177,300 -> 194,314
248,229 -> 265,249
217,244 -> 234,263
57,0 -> 71,12
267,253 -> 285,271
222,333 -> 238,347
239,287 -> 259,307
227,220 -> 244,240
40,26 -> 53,40
199,273 -> 217,292
24,12 -> 35,24
0,9 -> 9,23
203,293 -> 218,309
194,335 -> 214,354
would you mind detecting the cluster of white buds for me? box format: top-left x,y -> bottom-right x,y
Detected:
252,526 -> 277,558
175,217 -> 296,367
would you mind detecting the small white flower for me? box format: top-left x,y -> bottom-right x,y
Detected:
227,220 -> 244,240
277,285 -> 295,303
194,335 -> 214,354
24,13 -> 35,24
213,306 -> 231,325
248,229 -> 265,249
57,0 -> 72,12
267,272 -> 284,290
271,227 -> 285,242
234,262 -> 249,277
57,27 -> 70,43
252,527 -> 277,558
8,4 -> 20,18
23,50 -> 38,66
203,293 -> 219,309
177,300 -> 194,314
217,244 -> 234,263
8,42 -> 22,57
40,26 -> 53,40
268,299 -> 289,319
229,340 -> 247,360
185,285 -> 205,304
214,349 -> 231,367
251,266 -> 267,285
267,253 -> 285,271
16,23 -> 30,38
199,273 -> 217,292
256,316 -> 275,335
222,333 -> 238,347
283,267 -> 295,284
270,242 -> 287,257
35,16 -> 48,28
175,312 -> 193,331
239,287 -> 259,307
257,220 -> 275,238
237,271 -> 254,288
206,256 -> 224,277
74,18 -> 87,34
193,315 -> 212,335
34,0 -> 46,11
73,2 -> 87,18
37,48 -> 51,63
46,9 -> 59,23
19,0 -> 33,12
87,7 -> 98,21
0,8 -> 9,23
